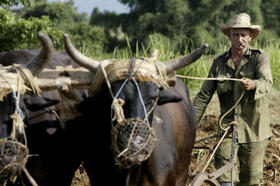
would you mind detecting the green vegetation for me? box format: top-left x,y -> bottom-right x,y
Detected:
0,8 -> 62,50
263,42 -> 280,90
0,0 -> 279,90
0,0 -> 29,7
104,34 -> 280,91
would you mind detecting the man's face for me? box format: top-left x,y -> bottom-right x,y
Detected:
230,28 -> 252,51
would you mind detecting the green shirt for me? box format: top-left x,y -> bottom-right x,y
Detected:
193,48 -> 273,143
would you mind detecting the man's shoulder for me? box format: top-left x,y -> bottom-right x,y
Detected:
214,51 -> 228,62
249,48 -> 267,61
250,48 -> 265,55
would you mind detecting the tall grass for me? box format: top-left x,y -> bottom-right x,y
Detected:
262,42 -> 280,89
88,34 -> 279,90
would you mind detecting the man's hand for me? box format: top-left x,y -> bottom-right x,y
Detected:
241,78 -> 256,91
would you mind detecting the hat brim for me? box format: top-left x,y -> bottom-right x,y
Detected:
220,24 -> 261,39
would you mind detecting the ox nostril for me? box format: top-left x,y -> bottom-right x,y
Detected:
133,135 -> 144,149
46,127 -> 57,135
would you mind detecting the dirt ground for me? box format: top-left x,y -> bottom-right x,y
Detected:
71,89 -> 280,186
187,89 -> 280,186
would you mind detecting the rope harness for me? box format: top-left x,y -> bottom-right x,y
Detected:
178,74 -> 245,185
0,65 -> 40,186
100,59 -> 161,168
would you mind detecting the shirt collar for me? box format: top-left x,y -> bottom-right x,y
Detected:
224,47 -> 252,70
225,47 -> 252,59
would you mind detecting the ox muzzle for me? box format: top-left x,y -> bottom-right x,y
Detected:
107,62 -> 158,168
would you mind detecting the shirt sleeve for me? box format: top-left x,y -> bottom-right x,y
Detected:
193,61 -> 217,124
253,52 -> 273,100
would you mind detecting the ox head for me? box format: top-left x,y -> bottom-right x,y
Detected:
0,32 -> 58,183
0,32 -> 55,138
64,34 -> 207,167
64,33 -> 207,123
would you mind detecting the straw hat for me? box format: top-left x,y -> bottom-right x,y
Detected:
220,13 -> 261,39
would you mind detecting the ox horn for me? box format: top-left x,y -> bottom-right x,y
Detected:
150,49 -> 159,61
164,44 -> 208,74
25,32 -> 54,75
64,34 -> 100,72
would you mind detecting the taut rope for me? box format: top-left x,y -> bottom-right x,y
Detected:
176,74 -> 243,82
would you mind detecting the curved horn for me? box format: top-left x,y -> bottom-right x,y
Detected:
164,44 -> 208,74
64,34 -> 100,72
150,49 -> 159,61
25,32 -> 54,75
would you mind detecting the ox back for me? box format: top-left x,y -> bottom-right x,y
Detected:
72,78 -> 196,186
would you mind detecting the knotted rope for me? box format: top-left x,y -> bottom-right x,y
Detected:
13,65 -> 41,96
112,98 -> 125,123
0,65 -> 41,100
0,65 -> 41,186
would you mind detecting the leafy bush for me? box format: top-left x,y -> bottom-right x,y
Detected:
20,1 -> 88,29
65,22 -> 107,59
0,8 -> 62,51
0,0 -> 29,7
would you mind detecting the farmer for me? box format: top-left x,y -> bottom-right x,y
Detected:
193,13 -> 273,186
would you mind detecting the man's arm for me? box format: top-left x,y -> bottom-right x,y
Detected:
253,52 -> 273,100
193,63 -> 217,124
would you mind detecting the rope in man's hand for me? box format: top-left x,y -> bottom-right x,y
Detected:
177,74 -> 246,173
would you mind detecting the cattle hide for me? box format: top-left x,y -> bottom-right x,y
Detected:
0,33 -> 85,185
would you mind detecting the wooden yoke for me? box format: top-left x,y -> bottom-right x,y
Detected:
0,65 -> 93,99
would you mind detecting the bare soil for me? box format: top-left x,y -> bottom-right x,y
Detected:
71,89 -> 280,186
187,89 -> 280,186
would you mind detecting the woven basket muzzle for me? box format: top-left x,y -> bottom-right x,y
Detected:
111,118 -> 156,168
0,138 -> 29,183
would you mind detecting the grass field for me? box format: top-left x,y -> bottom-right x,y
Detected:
87,36 -> 279,91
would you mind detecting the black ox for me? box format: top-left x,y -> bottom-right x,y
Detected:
0,33 -> 82,186
1,31 -> 207,185
63,34 -> 208,186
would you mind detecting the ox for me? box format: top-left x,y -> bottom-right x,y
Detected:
63,34 -> 208,186
0,33 -> 81,186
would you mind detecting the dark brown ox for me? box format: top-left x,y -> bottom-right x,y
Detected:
64,34 -> 208,186
0,33 -> 82,186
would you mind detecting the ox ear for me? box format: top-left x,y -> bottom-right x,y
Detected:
23,95 -> 59,111
157,90 -> 182,105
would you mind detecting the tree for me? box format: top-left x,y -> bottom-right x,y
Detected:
261,0 -> 280,39
19,0 -> 88,29
66,22 -> 108,57
8,0 -> 109,55
0,8 -> 62,51
0,0 -> 30,7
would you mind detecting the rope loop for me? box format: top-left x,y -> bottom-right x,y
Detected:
13,65 -> 41,96
180,74 -> 245,173
219,91 -> 244,131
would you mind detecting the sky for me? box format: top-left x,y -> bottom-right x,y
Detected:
48,0 -> 130,15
